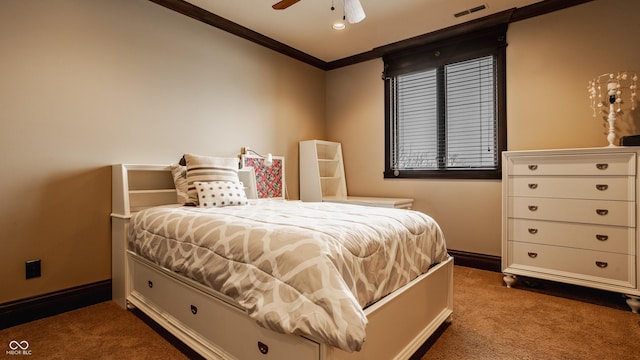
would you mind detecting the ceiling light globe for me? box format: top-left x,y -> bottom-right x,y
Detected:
332,22 -> 345,30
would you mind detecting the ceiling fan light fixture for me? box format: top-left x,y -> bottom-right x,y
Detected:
332,22 -> 346,30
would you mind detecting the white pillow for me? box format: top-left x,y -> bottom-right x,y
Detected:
195,181 -> 248,208
170,164 -> 189,205
184,154 -> 239,205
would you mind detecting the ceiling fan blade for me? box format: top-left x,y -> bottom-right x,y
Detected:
272,0 -> 301,10
344,0 -> 365,23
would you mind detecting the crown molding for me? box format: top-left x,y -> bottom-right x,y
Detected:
150,0 -> 594,71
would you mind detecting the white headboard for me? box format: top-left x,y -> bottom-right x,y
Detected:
111,164 -> 257,219
111,164 -> 174,218
110,163 -> 256,308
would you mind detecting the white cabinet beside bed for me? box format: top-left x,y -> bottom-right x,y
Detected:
502,148 -> 640,313
111,163 -> 453,360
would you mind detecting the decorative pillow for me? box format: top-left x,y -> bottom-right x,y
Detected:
195,181 -> 248,207
170,164 -> 189,205
184,154 -> 240,205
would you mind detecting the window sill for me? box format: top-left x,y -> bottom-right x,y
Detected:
384,169 -> 502,180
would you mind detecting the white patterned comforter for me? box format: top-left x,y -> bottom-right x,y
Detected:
128,200 -> 448,352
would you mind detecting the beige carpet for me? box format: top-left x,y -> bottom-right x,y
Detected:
0,300 -> 192,360
422,266 -> 640,359
1,266 -> 639,359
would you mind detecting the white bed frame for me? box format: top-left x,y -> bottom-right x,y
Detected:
111,164 -> 453,360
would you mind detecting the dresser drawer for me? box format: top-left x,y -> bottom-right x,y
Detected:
508,153 -> 635,176
132,259 -> 320,360
508,242 -> 635,287
510,197 -> 635,226
508,176 -> 634,200
508,219 -> 635,254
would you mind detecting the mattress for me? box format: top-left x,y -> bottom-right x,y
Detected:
128,200 -> 448,352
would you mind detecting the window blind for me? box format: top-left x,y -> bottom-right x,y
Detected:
445,56 -> 497,169
384,23 -> 507,179
391,55 -> 497,171
393,69 -> 438,169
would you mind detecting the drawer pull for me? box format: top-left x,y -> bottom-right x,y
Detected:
528,228 -> 538,234
595,209 -> 609,216
595,184 -> 608,191
190,305 -> 198,315
528,205 -> 538,211
596,234 -> 609,241
148,281 -> 153,288
258,341 -> 269,355
595,261 -> 608,268
528,165 -> 538,171
528,183 -> 538,189
527,252 -> 538,258
595,163 -> 609,170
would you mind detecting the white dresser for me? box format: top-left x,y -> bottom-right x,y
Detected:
502,147 -> 640,313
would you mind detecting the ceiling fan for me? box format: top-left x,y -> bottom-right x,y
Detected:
272,0 -> 366,24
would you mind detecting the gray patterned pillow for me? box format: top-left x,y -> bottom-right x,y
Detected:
195,181 -> 248,207
170,164 -> 189,205
184,154 -> 239,205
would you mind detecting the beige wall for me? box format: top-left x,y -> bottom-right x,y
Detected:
0,0 -> 326,303
3,0 -> 639,305
326,0 -> 640,256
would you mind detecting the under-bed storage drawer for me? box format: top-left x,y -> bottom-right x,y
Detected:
131,257 -> 320,360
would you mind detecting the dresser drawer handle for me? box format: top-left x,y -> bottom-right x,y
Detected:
595,261 -> 608,268
148,281 -> 153,288
595,234 -> 609,241
595,163 -> 609,170
528,205 -> 538,211
528,165 -> 538,171
528,183 -> 538,189
528,228 -> 538,234
527,252 -> 538,258
595,209 -> 609,216
595,184 -> 608,191
190,305 -> 198,315
258,341 -> 269,355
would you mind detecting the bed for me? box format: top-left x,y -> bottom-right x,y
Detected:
111,161 -> 453,360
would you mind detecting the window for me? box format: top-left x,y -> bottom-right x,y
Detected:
384,25 -> 507,179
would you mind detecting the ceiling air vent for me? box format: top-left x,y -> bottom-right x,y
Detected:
454,4 -> 487,18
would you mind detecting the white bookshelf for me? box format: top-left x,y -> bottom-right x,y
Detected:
299,140 -> 413,209
299,140 -> 347,202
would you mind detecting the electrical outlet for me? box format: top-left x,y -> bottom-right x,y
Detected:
25,259 -> 41,279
